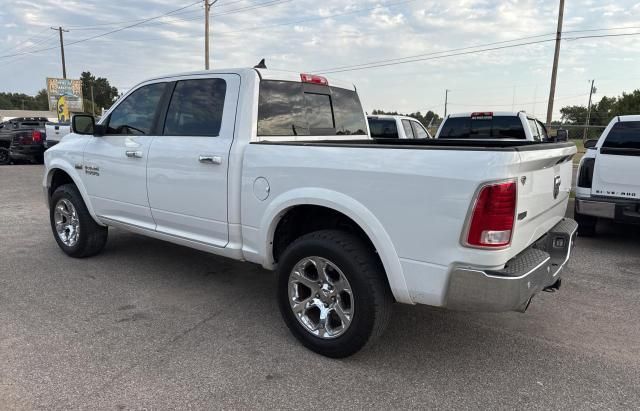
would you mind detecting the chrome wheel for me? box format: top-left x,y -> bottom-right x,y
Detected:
54,198 -> 80,247
288,256 -> 354,339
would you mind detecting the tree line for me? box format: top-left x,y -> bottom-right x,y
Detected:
558,89 -> 640,139
370,109 -> 441,129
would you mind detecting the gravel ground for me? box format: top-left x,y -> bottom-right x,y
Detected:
1,164 -> 639,410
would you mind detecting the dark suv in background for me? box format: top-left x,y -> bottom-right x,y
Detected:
0,117 -> 48,165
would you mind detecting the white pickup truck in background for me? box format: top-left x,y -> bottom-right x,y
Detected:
436,111 -> 552,141
575,115 -> 640,235
45,122 -> 71,148
367,114 -> 432,139
44,67 -> 577,357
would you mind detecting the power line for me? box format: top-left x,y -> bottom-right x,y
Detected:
0,0 -> 203,59
313,32 -> 556,73
65,0 -> 291,31
316,32 -> 640,75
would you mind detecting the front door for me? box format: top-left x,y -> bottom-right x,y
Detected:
146,74 -> 240,247
82,81 -> 167,230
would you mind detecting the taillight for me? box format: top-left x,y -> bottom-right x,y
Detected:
300,73 -> 328,86
577,158 -> 595,188
465,180 -> 517,248
32,130 -> 43,143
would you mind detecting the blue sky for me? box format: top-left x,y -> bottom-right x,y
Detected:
0,0 -> 639,120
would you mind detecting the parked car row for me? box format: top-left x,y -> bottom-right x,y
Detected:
43,67 -> 578,358
0,118 -> 70,165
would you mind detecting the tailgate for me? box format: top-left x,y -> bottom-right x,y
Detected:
512,144 -> 576,249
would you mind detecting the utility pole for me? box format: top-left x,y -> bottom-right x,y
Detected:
51,26 -> 69,78
204,0 -> 219,70
90,85 -> 96,115
444,89 -> 450,117
545,0 -> 565,126
583,79 -> 595,141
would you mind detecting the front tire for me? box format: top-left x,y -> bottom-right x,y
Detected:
50,184 -> 108,258
0,147 -> 10,165
277,230 -> 392,358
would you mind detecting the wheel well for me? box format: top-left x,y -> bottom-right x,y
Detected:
0,141 -> 9,149
272,205 -> 377,263
49,169 -> 75,198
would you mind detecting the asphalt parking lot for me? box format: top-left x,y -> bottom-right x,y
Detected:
1,165 -> 639,409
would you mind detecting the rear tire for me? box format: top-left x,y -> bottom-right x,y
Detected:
277,229 -> 392,358
50,184 -> 108,258
0,147 -> 9,165
574,203 -> 597,236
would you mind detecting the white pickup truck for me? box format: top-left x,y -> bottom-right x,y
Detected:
44,68 -> 578,357
45,122 -> 71,148
575,115 -> 640,235
367,114 -> 432,139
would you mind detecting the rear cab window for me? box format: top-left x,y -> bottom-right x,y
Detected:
257,80 -> 367,138
368,118 -> 399,138
439,114 -> 526,139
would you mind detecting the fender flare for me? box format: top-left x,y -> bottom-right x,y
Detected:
44,161 -> 103,225
258,187 -> 413,304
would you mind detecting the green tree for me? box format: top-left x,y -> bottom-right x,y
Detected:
559,89 -> 640,139
0,89 -> 49,110
371,109 -> 441,128
80,71 -> 119,115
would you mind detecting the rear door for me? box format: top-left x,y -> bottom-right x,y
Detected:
592,120 -> 640,199
146,74 -> 240,247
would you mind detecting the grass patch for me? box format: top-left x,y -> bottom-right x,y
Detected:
571,139 -> 585,165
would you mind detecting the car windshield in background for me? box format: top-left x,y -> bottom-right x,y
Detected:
368,119 -> 399,138
602,121 -> 640,149
257,80 -> 367,136
439,115 -> 526,139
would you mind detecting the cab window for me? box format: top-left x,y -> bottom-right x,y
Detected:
163,79 -> 227,137
411,121 -> 430,139
106,83 -> 166,135
401,120 -> 414,138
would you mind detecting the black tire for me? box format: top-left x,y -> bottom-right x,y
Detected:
50,184 -> 108,258
574,203 -> 597,236
277,229 -> 392,358
0,147 -> 10,165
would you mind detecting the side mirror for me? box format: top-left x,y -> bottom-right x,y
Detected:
584,139 -> 598,149
71,114 -> 95,135
555,129 -> 568,142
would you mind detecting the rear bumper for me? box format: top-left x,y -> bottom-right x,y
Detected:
445,218 -> 578,312
10,144 -> 44,160
576,197 -> 640,223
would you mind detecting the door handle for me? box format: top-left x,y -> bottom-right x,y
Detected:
199,155 -> 222,165
125,150 -> 143,158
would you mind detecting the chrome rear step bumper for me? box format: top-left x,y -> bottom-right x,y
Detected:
445,218 -> 578,312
